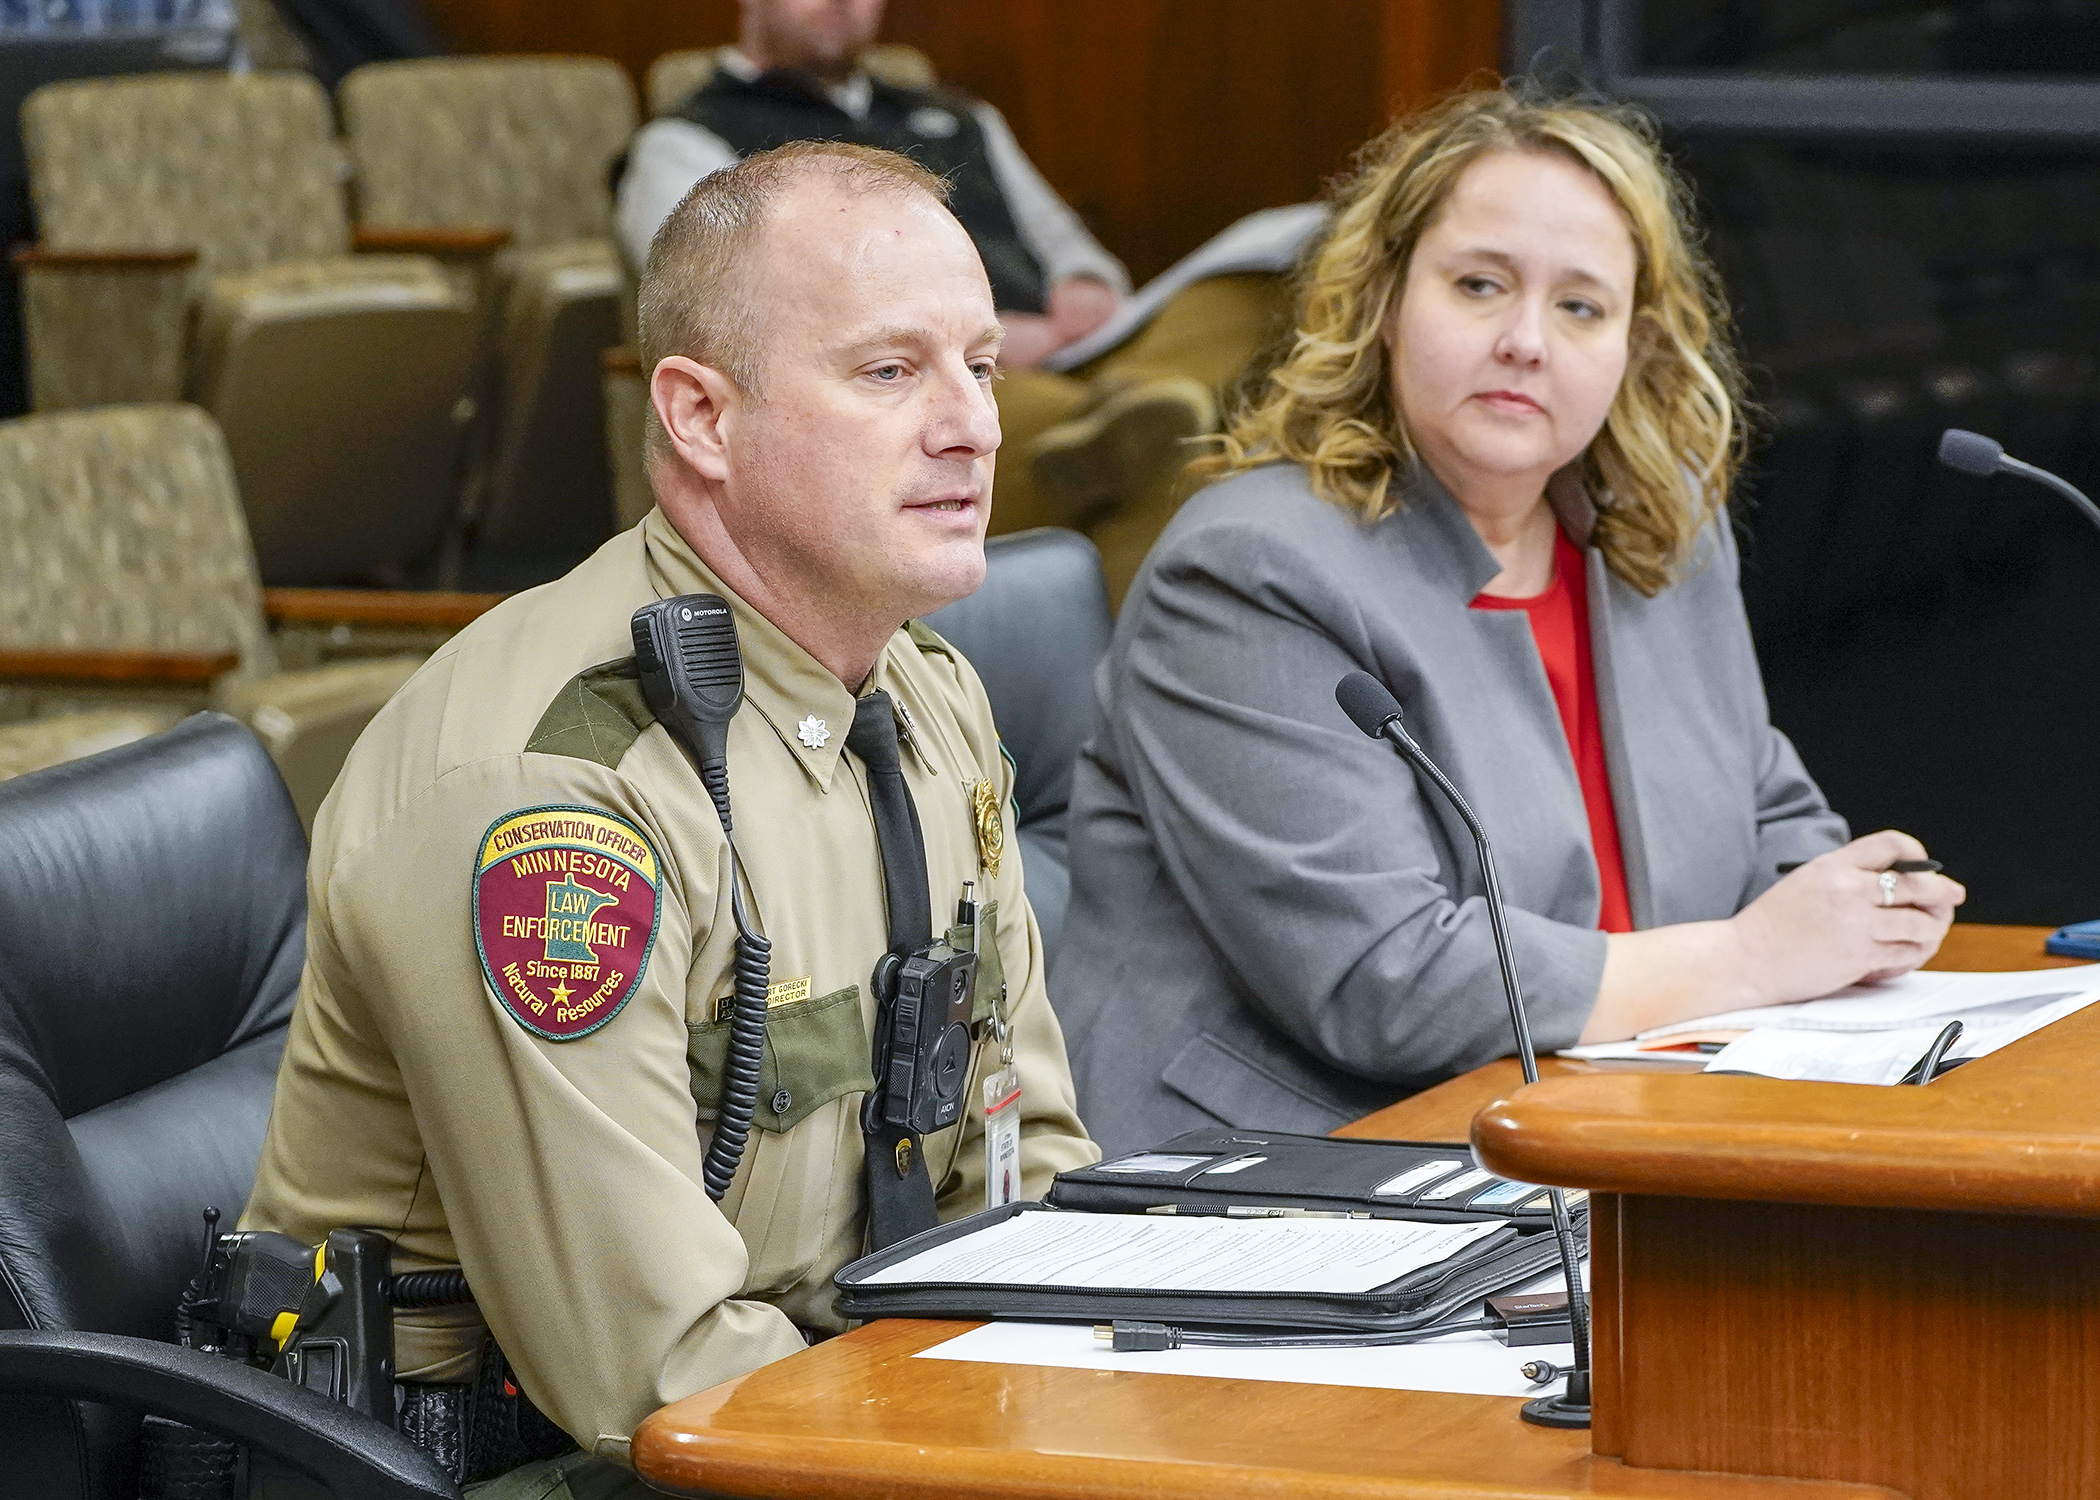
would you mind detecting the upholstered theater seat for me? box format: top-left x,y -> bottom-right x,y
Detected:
922,528 -> 1114,956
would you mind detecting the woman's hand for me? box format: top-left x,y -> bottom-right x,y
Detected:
1728,830 -> 1966,1004
1584,829 -> 1965,1043
995,313 -> 1063,371
1046,276 -> 1120,344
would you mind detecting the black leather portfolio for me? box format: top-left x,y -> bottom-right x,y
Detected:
1048,1128 -> 1576,1223
834,1130 -> 1579,1332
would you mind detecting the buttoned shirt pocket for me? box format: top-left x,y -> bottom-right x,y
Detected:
686,983 -> 875,1134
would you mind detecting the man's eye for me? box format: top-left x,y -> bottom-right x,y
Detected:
971,361 -> 998,381
870,364 -> 906,381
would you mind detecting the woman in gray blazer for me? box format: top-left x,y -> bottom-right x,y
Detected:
1052,89 -> 1965,1155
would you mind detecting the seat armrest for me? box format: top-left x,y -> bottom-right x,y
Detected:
0,1330 -> 459,1500
12,246 -> 200,270
262,588 -> 506,630
13,246 -> 196,409
353,224 -> 513,264
0,647 -> 240,687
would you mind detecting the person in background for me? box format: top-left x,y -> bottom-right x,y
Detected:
617,0 -> 1127,375
1053,87 -> 1966,1155
616,0 -> 1292,600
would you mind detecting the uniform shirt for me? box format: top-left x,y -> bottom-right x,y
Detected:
241,507 -> 1098,1465
615,48 -> 1130,300
1469,526 -> 1633,932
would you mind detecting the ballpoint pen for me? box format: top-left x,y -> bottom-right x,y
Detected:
1776,858 -> 1942,875
1144,1204 -> 1370,1219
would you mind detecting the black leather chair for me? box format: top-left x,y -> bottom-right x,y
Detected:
922,528 -> 1113,958
0,712 -> 453,1499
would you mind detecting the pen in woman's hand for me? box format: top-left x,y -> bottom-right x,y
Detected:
1776,858 -> 1942,876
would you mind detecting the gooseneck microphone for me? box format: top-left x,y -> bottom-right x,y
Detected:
1938,428 -> 2100,539
1335,670 -> 1592,1430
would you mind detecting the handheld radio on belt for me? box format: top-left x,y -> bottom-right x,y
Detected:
631,594 -> 771,1201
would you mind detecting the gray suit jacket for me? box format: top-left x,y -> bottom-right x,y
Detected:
1051,462 -> 1848,1156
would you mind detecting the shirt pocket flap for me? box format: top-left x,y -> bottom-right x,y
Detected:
687,983 -> 875,1135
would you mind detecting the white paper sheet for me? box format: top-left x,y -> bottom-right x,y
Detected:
859,1212 -> 1500,1295
1041,203 -> 1327,371
1642,965 -> 2100,1037
1702,990 -> 2096,1084
912,1265 -> 1589,1398
1560,966 -> 2100,1081
914,1319 -> 1572,1397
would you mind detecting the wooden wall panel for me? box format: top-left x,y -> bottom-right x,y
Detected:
417,0 -> 1501,283
418,0 -> 740,79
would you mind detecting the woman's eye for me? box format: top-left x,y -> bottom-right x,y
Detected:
1458,276 -> 1500,297
1560,299 -> 1602,321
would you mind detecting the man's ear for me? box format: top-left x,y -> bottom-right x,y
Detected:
650,355 -> 742,482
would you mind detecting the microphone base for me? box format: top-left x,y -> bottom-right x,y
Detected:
1519,1391 -> 1592,1429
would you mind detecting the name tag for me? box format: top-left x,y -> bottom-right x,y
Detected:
714,975 -> 813,1022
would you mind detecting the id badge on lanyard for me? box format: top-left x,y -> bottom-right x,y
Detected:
984,955 -> 1020,1209
983,1061 -> 1022,1210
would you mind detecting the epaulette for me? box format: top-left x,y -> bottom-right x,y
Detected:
904,619 -> 957,661
525,658 -> 657,770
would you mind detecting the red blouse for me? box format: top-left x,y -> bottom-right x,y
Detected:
1469,528 -> 1633,933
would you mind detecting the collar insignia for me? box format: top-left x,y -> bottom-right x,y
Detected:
796,714 -> 831,750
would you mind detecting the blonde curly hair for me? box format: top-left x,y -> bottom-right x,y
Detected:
1196,87 -> 1746,596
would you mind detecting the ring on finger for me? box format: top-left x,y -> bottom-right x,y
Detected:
1879,870 -> 1899,907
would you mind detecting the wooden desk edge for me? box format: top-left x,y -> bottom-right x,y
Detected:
632,1319 -> 1903,1500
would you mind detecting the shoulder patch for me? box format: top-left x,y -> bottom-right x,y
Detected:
904,619 -> 956,661
473,805 -> 662,1041
525,659 -> 657,769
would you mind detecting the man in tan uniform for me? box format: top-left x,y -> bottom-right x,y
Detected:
242,140 -> 1098,1496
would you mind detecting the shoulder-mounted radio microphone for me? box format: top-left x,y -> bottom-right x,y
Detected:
633,595 -> 770,1201
634,595 -> 743,827
1336,669 -> 1592,1429
1937,428 -> 2100,540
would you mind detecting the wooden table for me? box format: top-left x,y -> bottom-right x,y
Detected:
633,926 -> 2077,1499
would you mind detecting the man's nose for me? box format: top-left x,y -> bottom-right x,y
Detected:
927,365 -> 1002,460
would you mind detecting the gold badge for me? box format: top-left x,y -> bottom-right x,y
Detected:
969,777 -> 1004,878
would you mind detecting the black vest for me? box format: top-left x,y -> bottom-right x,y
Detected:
675,68 -> 1050,314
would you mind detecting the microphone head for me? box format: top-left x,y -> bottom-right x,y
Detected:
1938,428 -> 2006,478
1336,671 -> 1404,739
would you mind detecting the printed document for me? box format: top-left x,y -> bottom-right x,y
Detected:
860,1212 -> 1500,1295
1643,965 -> 2100,1037
1558,965 -> 2100,1084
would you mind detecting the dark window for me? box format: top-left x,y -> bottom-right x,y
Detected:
1640,0 -> 2100,76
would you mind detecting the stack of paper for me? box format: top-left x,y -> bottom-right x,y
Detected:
862,1211 -> 1500,1295
1560,965 -> 2100,1085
